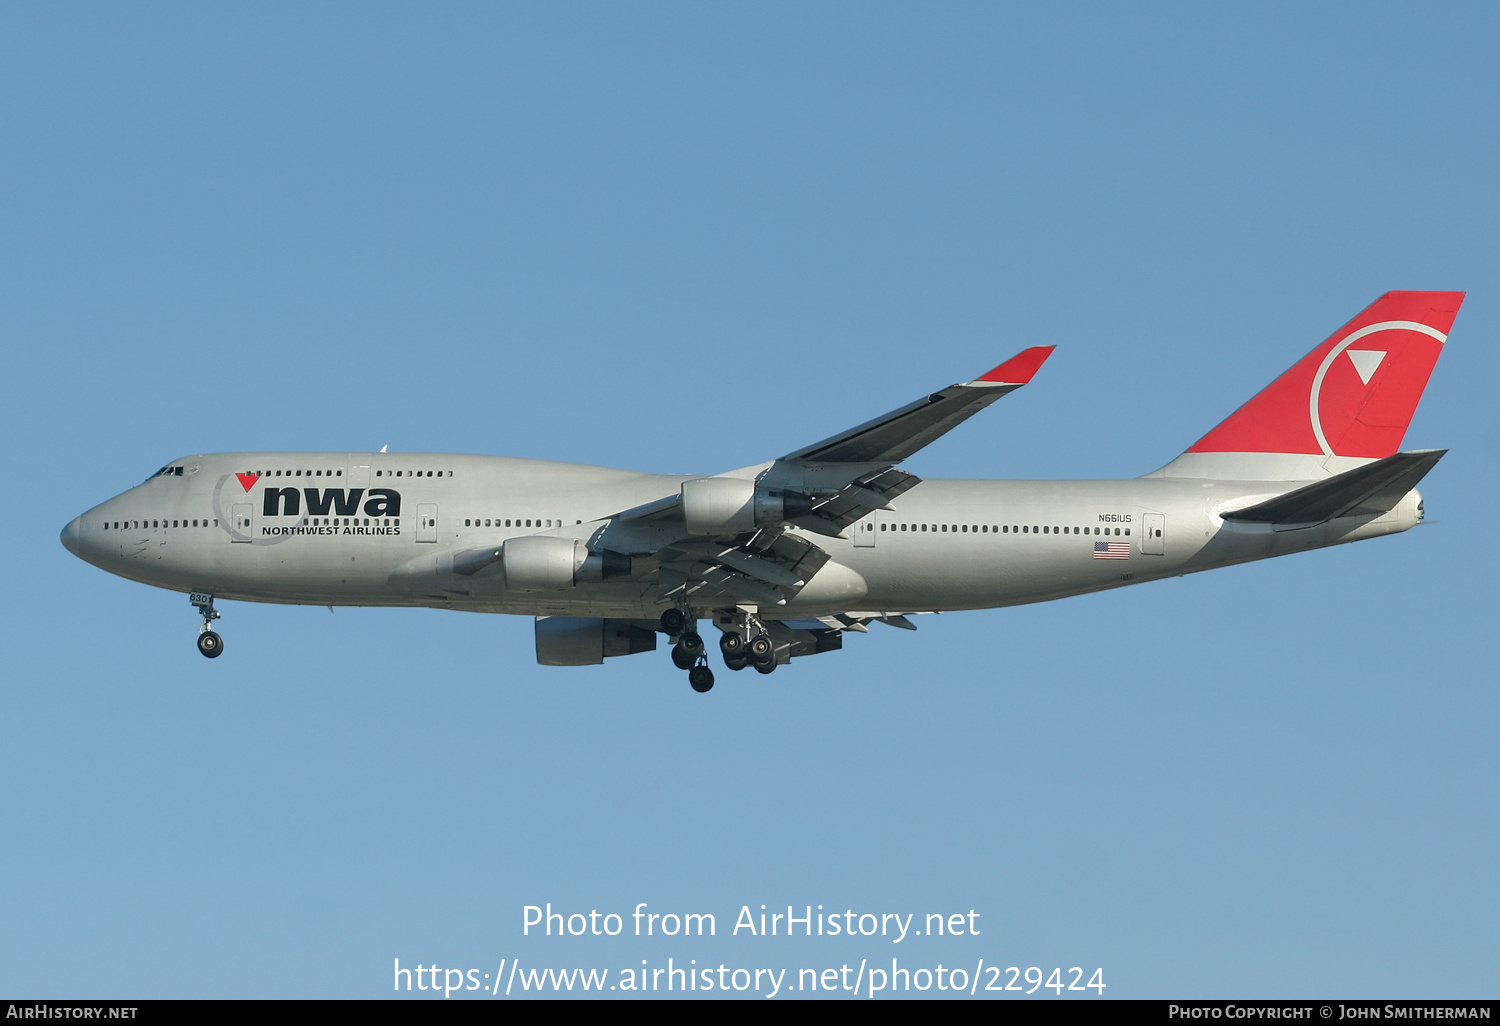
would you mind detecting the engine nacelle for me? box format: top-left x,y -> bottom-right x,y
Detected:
681,478 -> 814,535
535,616 -> 658,666
503,535 -> 583,590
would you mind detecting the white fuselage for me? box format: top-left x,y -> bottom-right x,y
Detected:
61,452 -> 1422,620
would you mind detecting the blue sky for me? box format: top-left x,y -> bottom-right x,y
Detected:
3,3 -> 1497,998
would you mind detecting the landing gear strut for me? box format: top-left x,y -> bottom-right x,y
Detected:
190,593 -> 223,659
663,607 -> 714,692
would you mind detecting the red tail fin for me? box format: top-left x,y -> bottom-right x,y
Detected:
1187,291 -> 1463,459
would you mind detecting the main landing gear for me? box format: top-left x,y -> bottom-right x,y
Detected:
191,593 -> 223,659
721,608 -> 777,676
717,631 -> 773,674
664,606 -> 785,692
748,633 -> 777,674
662,609 -> 715,693
688,665 -> 715,693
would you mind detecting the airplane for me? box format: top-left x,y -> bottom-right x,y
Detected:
60,290 -> 1462,693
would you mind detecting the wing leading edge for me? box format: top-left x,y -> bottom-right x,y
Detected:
781,346 -> 1054,464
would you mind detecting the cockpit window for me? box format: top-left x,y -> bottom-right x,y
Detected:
145,466 -> 185,482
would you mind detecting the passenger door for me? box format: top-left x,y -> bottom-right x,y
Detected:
231,503 -> 253,543
346,454 -> 371,488
417,503 -> 438,543
1142,513 -> 1165,555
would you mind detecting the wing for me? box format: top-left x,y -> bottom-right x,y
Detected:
456,348 -> 1056,619
765,345 -> 1055,534
596,347 -> 1056,609
781,346 -> 1055,464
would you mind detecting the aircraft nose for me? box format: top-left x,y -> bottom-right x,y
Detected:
60,516 -> 82,557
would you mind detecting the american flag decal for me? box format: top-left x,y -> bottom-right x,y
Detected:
1093,541 -> 1131,560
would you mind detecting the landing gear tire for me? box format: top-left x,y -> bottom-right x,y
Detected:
689,665 -> 715,693
749,634 -> 776,674
660,609 -> 686,635
720,632 -> 745,658
671,644 -> 696,670
197,631 -> 224,659
678,631 -> 705,658
724,654 -> 748,672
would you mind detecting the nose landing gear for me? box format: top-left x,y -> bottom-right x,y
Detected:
190,592 -> 223,659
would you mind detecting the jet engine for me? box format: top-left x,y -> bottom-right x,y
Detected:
503,535 -> 583,590
535,616 -> 657,666
680,477 -> 813,535
451,537 -> 633,589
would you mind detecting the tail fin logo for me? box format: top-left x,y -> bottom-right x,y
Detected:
1346,350 -> 1385,385
1185,291 -> 1463,461
1308,320 -> 1446,457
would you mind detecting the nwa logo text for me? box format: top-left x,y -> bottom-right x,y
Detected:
262,487 -> 402,518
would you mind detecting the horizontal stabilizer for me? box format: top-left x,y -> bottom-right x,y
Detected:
1221,449 -> 1445,526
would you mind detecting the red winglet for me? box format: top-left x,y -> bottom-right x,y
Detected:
976,346 -> 1055,384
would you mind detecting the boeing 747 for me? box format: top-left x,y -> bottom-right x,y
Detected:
61,291 -> 1463,692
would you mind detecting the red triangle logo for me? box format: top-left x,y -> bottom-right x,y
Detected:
236,473 -> 259,492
